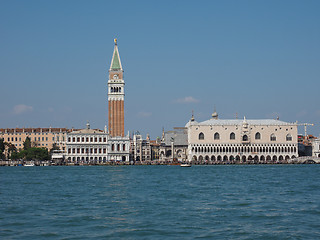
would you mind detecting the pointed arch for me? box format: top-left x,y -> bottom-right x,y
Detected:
242,135 -> 248,141
199,132 -> 204,140
255,132 -> 261,140
214,132 -> 220,140
230,132 -> 235,140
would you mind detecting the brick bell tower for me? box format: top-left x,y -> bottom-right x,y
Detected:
108,38 -> 125,137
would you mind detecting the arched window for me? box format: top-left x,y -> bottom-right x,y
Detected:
242,135 -> 248,141
230,132 -> 235,140
198,132 -> 204,140
286,134 -> 292,141
270,134 -> 276,141
255,132 -> 261,140
214,132 -> 220,140
119,87 -> 121,92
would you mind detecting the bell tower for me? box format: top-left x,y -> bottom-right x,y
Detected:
108,39 -> 125,137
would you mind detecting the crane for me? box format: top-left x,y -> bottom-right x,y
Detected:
297,123 -> 314,139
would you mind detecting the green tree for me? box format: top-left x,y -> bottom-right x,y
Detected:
25,147 -> 49,161
5,142 -> 17,159
11,151 -> 22,160
0,138 -> 5,160
23,137 -> 32,150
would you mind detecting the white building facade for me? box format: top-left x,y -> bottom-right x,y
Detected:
312,138 -> 320,157
186,113 -> 298,164
64,123 -> 130,164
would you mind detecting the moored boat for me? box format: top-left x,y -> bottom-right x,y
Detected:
180,163 -> 191,167
24,163 -> 35,167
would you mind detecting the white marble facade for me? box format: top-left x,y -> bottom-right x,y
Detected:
186,114 -> 298,163
65,123 -> 129,163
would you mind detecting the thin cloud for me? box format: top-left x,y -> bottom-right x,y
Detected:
13,104 -> 33,115
175,96 -> 199,104
137,111 -> 152,118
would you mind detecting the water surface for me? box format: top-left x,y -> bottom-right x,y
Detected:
1,165 -> 320,239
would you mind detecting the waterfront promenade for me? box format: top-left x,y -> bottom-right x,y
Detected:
2,156 -> 320,166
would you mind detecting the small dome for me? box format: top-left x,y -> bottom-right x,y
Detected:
212,111 -> 218,120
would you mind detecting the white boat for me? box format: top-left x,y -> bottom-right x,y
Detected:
24,163 -> 35,167
180,163 -> 191,167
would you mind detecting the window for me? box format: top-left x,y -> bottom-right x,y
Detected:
255,132 -> 261,140
214,132 -> 220,140
230,132 -> 235,140
112,144 -> 115,151
77,137 -> 80,142
270,134 -> 276,141
123,144 -> 126,151
242,135 -> 248,141
199,132 -> 204,140
286,134 -> 292,141
103,137 -> 106,142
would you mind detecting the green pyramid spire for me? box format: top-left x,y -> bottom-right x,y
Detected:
111,50 -> 121,70
110,39 -> 122,70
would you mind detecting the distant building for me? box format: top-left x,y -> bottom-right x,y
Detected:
64,122 -> 109,164
0,127 -> 68,151
312,138 -> 320,157
63,122 -> 129,163
130,133 -> 152,162
186,111 -> 298,163
159,127 -> 188,162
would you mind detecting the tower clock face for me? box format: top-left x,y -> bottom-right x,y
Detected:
113,74 -> 118,79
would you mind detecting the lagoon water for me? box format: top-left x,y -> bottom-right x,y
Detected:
1,165 -> 320,239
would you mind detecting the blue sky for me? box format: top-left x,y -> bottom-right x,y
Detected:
0,0 -> 319,138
